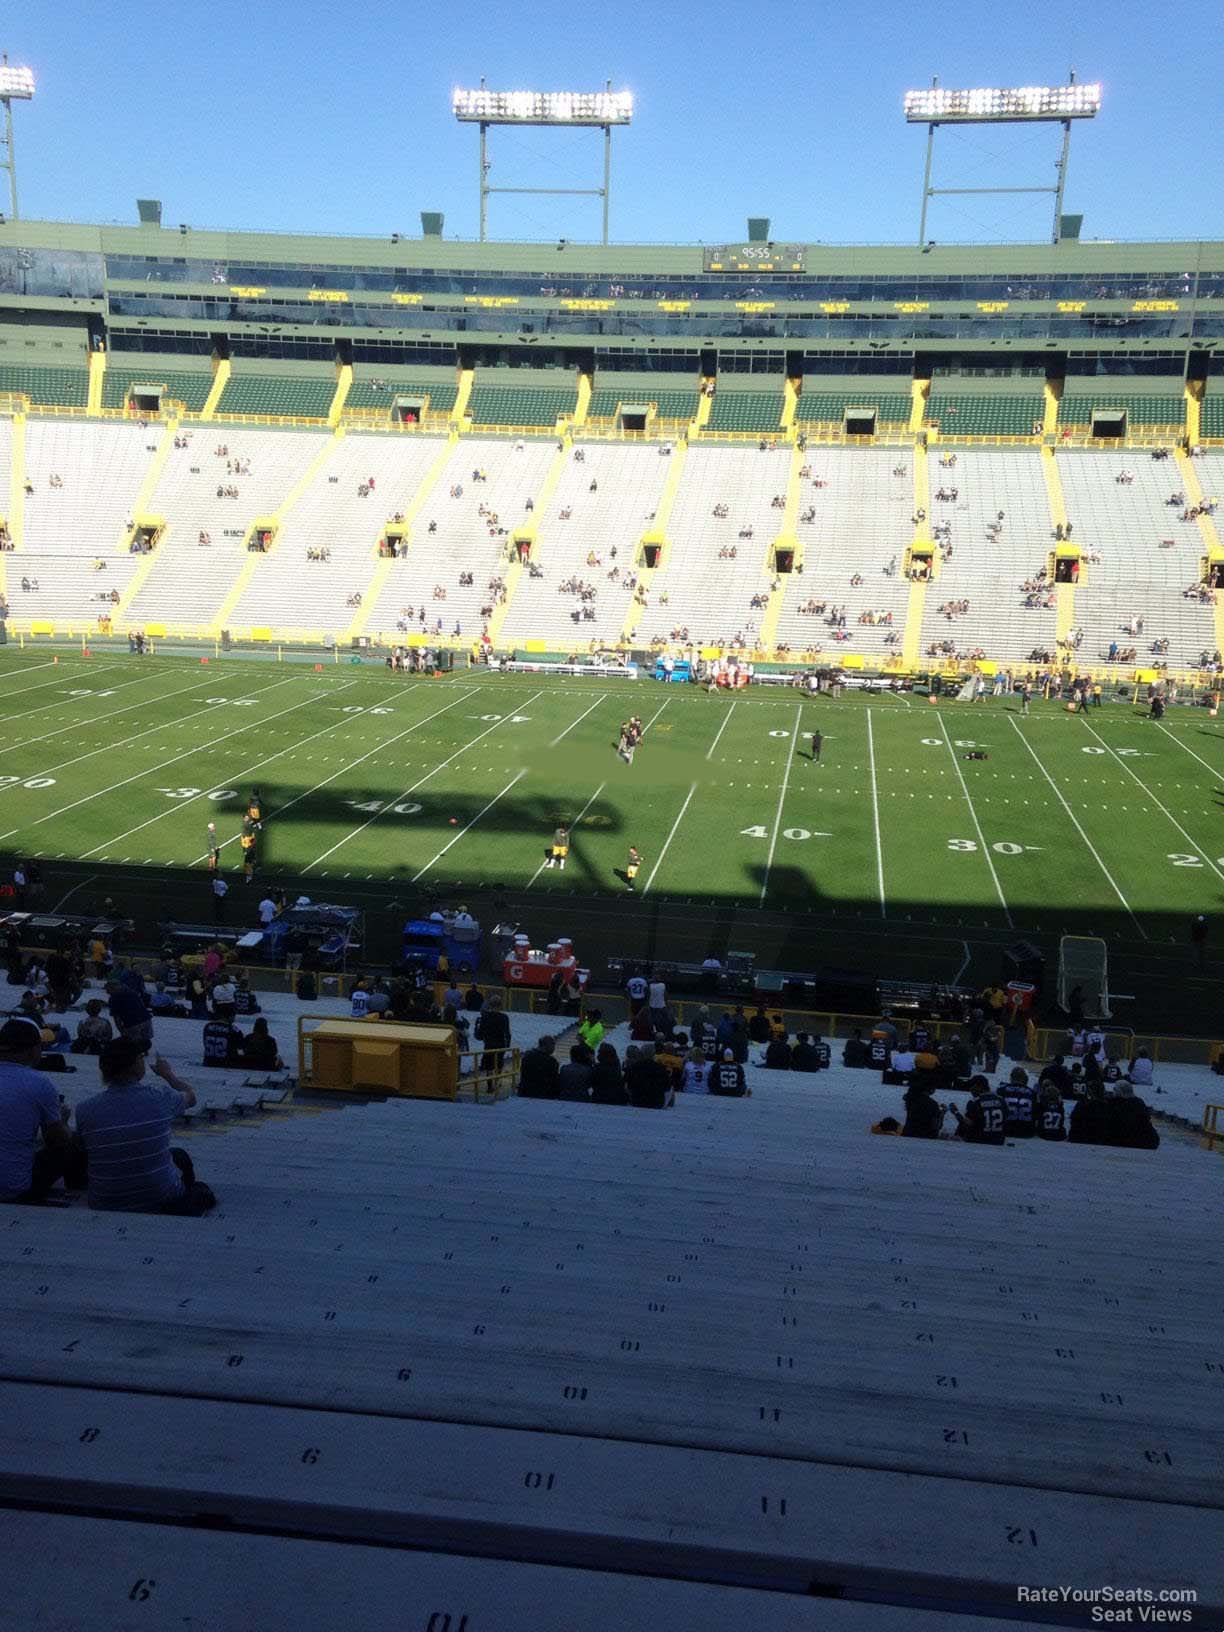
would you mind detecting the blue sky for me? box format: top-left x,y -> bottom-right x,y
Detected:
13,0 -> 1223,245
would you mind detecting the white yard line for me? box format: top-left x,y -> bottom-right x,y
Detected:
1007,717 -> 1145,938
527,780 -> 606,888
21,677 -> 364,853
644,782 -> 698,896
0,671 -> 263,781
302,689 -> 545,874
935,710 -> 1013,927
1154,719 -> 1224,785
705,700 -> 737,760
411,770 -> 528,884
0,659 -> 127,706
198,686 -> 473,863
953,940 -> 972,984
0,666 -> 168,741
549,695 -> 603,747
760,704 -> 801,905
866,710 -> 886,917
1081,718 -> 1224,886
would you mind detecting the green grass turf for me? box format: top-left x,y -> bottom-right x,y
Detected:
0,651 -> 1222,1029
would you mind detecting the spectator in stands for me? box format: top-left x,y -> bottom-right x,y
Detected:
681,1045 -> 710,1094
842,1028 -> 870,1068
1000,1068 -> 1037,1137
577,1009 -> 605,1052
647,975 -> 669,1033
747,1003 -> 772,1044
711,1048 -> 748,1097
889,1037 -> 917,1078
1035,1084 -> 1066,1141
1069,1082 -> 1111,1144
762,1032 -> 792,1070
442,977 -> 464,1013
902,1079 -> 944,1137
202,1017 -> 243,1068
591,1043 -> 628,1105
240,1018 -> 282,1072
517,1035 -> 560,1099
0,1017 -> 83,1203
1128,1048 -> 1154,1089
107,980 -> 152,1051
73,1000 -> 114,1055
1038,1053 -> 1073,1097
950,1076 -> 1006,1145
558,1045 -> 594,1103
463,980 -> 484,1013
792,1032 -> 826,1072
75,1039 -> 215,1216
625,1044 -> 673,1109
1106,1084 -> 1160,1149
210,974 -> 238,1023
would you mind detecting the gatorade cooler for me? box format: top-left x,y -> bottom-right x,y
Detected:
1006,980 -> 1036,1013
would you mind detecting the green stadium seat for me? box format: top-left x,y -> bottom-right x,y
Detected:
706,391 -> 784,432
587,387 -> 698,421
926,393 -> 1044,437
102,366 -> 214,412
216,375 -> 336,418
0,364 -> 89,408
1060,392 -> 1185,430
796,391 -> 910,425
1202,395 -> 1224,438
466,385 -> 576,426
346,378 -> 458,413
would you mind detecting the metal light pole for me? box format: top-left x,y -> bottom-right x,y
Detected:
0,59 -> 36,221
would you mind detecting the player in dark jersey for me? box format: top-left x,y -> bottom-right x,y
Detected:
1035,1084 -> 1066,1140
206,821 -> 221,872
999,1068 -> 1037,1137
240,828 -> 257,883
625,846 -> 641,891
951,1075 -> 1007,1145
811,729 -> 822,762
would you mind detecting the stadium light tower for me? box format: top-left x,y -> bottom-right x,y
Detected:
452,80 -> 633,244
905,74 -> 1100,246
0,55 -> 35,220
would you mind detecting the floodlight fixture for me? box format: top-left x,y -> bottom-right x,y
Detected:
452,79 -> 633,243
904,82 -> 1100,123
0,56 -> 34,219
452,87 -> 633,126
905,72 -> 1100,245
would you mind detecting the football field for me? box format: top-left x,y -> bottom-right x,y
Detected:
0,650 -> 1221,1027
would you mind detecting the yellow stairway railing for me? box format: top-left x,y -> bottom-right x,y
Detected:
620,441 -> 689,645
346,431 -> 458,641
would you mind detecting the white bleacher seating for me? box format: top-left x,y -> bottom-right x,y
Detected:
637,444 -> 790,645
227,434 -> 450,635
918,448 -> 1055,664
363,437 -> 555,640
773,449 -> 911,658
124,428 -> 331,628
1057,450 -> 1216,664
0,979 -> 1221,1623
500,443 -> 674,647
23,419 -> 158,555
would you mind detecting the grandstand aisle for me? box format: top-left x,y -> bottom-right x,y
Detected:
1057,450 -> 1215,665
227,434 -> 450,637
500,443 -> 673,647
363,437 -> 555,641
123,428 -> 333,630
918,448 -> 1054,663
636,444 -> 789,646
774,448 -> 911,658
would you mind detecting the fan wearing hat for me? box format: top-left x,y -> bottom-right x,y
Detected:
0,1016 -> 79,1203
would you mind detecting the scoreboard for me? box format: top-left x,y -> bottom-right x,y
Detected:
703,244 -> 806,272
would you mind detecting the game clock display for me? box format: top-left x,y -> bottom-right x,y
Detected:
703,244 -> 806,272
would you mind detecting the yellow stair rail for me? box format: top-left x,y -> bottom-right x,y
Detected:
693,379 -> 714,435
781,377 -> 799,434
484,437 -> 573,646
109,419 -> 184,625
620,441 -> 689,645
1041,445 -> 1068,535
758,440 -> 805,651
1186,380 -> 1203,448
346,430 -> 458,640
1042,378 -> 1061,438
8,410 -> 26,548
572,371 -> 592,428
201,359 -> 231,422
328,363 -> 352,427
1175,447 -> 1224,653
87,349 -> 105,416
899,445 -> 934,666
450,368 -> 474,426
909,379 -> 929,435
209,431 -> 345,635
